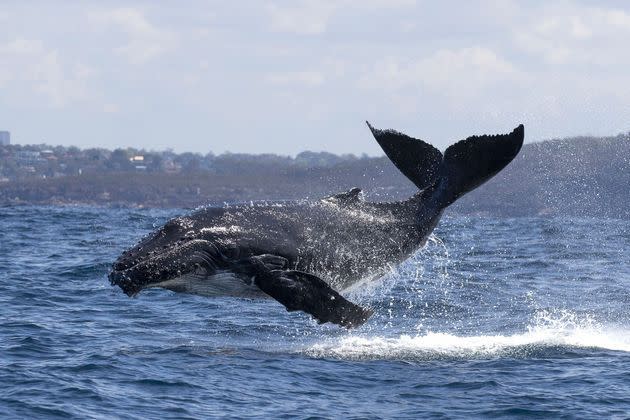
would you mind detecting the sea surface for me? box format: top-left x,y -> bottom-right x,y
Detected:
1,205 -> 629,419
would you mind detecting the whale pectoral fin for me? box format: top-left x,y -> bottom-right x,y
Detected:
249,261 -> 372,327
261,270 -> 373,328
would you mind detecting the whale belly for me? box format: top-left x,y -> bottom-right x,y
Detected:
152,270 -> 266,298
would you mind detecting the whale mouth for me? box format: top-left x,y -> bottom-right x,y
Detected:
108,269 -> 145,297
109,238 -> 222,296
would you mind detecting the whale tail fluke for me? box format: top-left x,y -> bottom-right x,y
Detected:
367,122 -> 524,207
437,124 -> 524,206
366,121 -> 443,191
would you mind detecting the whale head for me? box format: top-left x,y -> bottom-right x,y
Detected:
108,216 -> 209,296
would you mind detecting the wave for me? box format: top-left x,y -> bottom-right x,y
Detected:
305,310 -> 630,360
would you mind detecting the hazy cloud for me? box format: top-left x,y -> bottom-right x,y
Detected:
266,1 -> 336,35
0,38 -> 95,108
89,7 -> 176,64
1,1 -> 629,154
266,70 -> 325,86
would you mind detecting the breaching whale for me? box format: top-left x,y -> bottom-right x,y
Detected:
110,122 -> 524,327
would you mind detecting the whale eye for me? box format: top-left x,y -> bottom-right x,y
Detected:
163,220 -> 180,235
222,243 -> 240,259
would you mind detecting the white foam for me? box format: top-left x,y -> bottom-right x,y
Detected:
305,311 -> 630,360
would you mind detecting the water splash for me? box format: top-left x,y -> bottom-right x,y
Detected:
349,234 -> 451,298
304,309 -> 630,360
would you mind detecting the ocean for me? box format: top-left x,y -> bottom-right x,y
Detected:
1,206 -> 629,418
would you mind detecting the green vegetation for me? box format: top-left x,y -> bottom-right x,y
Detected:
1,134 -> 628,218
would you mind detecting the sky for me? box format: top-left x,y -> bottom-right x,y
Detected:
1,0 -> 630,155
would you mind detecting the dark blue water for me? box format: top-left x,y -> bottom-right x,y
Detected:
1,206 -> 629,418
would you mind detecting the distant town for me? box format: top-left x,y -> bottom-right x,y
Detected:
0,130 -> 361,183
0,129 -> 628,219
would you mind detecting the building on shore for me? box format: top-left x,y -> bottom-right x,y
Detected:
0,131 -> 9,146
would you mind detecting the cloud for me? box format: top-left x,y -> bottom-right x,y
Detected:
2,1 -> 630,152
418,47 -> 519,94
266,70 -> 325,86
0,38 -> 95,108
513,5 -> 630,65
264,57 -> 347,87
103,103 -> 119,113
89,7 -> 175,64
358,46 -> 521,102
266,1 -> 336,35
0,38 -> 44,55
359,0 -> 417,7
265,0 -> 416,35
602,8 -> 630,28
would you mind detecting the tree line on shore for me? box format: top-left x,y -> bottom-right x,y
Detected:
0,133 -> 628,219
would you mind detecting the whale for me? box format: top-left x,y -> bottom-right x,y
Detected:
109,122 -> 524,327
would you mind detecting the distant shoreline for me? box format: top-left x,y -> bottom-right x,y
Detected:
1,134 -> 629,219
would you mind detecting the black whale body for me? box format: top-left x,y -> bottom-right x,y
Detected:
110,122 -> 524,327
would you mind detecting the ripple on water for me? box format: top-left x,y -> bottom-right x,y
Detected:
1,209 -> 630,418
